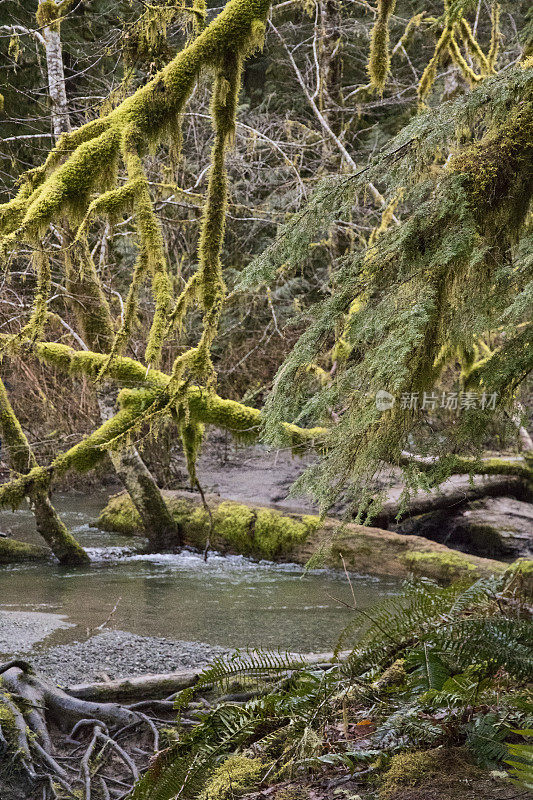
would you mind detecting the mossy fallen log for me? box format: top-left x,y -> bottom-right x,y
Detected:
0,538 -> 49,563
98,490 -> 509,583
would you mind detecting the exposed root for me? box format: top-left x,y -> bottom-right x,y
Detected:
0,662 -> 182,800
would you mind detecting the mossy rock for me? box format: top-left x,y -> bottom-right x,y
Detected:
0,538 -> 49,563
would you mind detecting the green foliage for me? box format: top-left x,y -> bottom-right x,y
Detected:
127,573 -> 532,799
174,648 -> 310,711
505,729 -> 533,790
241,65 -> 533,513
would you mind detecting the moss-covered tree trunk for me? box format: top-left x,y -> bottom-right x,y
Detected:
0,379 -> 90,565
35,0 -> 181,551
65,244 -> 182,550
96,389 -> 182,549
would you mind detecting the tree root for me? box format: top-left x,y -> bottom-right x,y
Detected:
0,662 -> 179,800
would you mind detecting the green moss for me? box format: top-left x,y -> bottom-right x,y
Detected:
373,658 -> 406,691
401,550 -> 483,582
367,0 -> 396,93
0,378 -> 38,474
200,754 -> 268,800
0,695 -> 19,750
98,492 -> 319,559
379,747 -> 481,799
253,509 -> 318,559
417,26 -> 451,101
380,750 -> 435,798
36,0 -> 62,31
449,103 -> 533,221
0,538 -> 49,563
180,420 -> 205,485
98,493 -> 143,534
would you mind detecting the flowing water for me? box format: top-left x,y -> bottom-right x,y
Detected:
0,494 -> 402,653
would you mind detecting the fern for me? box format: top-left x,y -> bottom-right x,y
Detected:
405,646 -> 451,693
505,730 -> 533,791
466,713 -> 511,767
432,617 -> 533,680
339,577 -> 496,673
375,703 -> 444,749
129,576 -> 532,799
175,649 -> 308,711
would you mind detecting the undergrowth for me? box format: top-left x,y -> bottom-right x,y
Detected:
129,567 -> 533,799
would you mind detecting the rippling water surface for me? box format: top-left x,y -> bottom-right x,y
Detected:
0,494 -> 402,652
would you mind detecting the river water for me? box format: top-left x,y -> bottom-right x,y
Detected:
0,494 -> 402,653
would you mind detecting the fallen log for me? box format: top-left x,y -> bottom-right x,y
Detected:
372,474 -> 533,528
99,489 -> 511,583
66,651 -> 347,702
67,669 -> 199,702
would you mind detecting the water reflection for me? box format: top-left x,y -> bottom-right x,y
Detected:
0,495 -> 401,652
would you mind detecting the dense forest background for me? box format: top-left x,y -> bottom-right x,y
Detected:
0,2 -> 532,798
2,0 -> 530,483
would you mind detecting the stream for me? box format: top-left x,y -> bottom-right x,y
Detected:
0,493 -> 402,656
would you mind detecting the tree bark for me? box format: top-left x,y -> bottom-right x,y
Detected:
38,0 -> 71,138
0,378 -> 90,564
96,389 -> 182,550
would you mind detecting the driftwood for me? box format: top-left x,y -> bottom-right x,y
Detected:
372,475 -> 533,528
0,651 -> 347,798
66,651 -> 346,703
67,668 -> 200,702
0,661 -> 163,799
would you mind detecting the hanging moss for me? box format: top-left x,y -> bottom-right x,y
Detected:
179,419 -> 205,485
418,25 -> 452,100
367,0 -> 396,93
487,2 -> 501,72
448,34 -> 483,86
3,247 -> 52,353
0,0 -> 272,396
458,18 -> 490,75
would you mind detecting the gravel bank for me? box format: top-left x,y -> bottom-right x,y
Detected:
0,610 -> 74,653
31,629 -> 230,684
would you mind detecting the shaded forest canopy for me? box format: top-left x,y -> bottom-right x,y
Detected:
0,1 -> 532,798
0,0 -> 531,521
